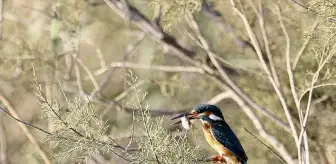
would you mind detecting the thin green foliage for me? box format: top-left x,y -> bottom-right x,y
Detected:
308,0 -> 336,18
124,70 -> 207,164
33,69 -> 207,163
149,0 -> 203,30
34,75 -> 118,163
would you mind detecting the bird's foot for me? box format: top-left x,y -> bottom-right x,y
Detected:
211,155 -> 226,163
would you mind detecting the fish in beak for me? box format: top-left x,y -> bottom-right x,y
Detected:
171,111 -> 199,130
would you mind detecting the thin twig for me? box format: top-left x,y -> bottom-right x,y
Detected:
125,71 -> 161,164
297,46 -> 336,163
0,106 -> 52,135
0,95 -> 52,164
201,0 -> 254,50
293,21 -> 319,70
289,0 -> 309,10
125,109 -> 135,151
244,128 -> 286,164
276,6 -> 306,163
299,83 -> 336,101
73,54 -> 100,92
88,32 -> 145,103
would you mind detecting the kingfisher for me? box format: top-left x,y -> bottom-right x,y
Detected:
171,104 -> 248,164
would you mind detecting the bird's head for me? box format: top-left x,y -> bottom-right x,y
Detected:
171,104 -> 224,125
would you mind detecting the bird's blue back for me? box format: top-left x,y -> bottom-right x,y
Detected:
201,116 -> 248,163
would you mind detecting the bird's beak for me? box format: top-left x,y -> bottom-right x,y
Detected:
171,111 -> 199,125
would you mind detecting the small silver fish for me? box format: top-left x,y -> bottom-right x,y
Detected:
181,114 -> 192,130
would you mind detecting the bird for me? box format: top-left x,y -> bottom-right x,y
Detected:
171,104 -> 248,164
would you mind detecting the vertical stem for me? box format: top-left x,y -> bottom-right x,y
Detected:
0,0 -> 3,40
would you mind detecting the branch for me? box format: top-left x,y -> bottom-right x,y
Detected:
93,62 -> 205,76
0,121 -> 8,164
0,94 -> 52,164
276,6 -> 306,164
248,0 -> 280,87
0,0 -> 3,40
103,0 -> 195,61
244,128 -> 286,164
230,0 -> 299,147
292,21 -> 319,70
202,0 -> 269,64
297,44 -> 336,163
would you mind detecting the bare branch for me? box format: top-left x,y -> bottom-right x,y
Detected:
103,0 -> 195,61
276,6 -> 306,163
0,95 -> 52,164
93,62 -> 205,75
0,0 -> 3,40
229,0 -> 299,147
297,45 -> 336,163
248,0 -> 280,87
0,121 -> 8,164
207,91 -> 232,104
201,0 -> 253,50
293,21 -> 319,70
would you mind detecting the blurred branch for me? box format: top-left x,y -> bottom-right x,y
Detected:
0,0 -> 3,40
248,0 -> 280,87
73,54 -> 101,94
201,1 -> 260,55
94,62 -> 205,75
87,32 -> 145,105
0,120 -> 7,164
0,94 -> 52,164
206,91 -> 232,104
230,0 -> 299,150
293,20 -> 319,70
289,0 -> 309,10
103,0 -> 195,60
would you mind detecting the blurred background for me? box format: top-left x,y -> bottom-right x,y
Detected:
0,0 -> 335,163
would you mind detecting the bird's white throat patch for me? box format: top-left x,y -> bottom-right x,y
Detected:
209,113 -> 223,121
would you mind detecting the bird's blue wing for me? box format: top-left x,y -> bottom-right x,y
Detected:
210,121 -> 248,162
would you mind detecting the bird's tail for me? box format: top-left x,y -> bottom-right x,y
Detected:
240,161 -> 247,164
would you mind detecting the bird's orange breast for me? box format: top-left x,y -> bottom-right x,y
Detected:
202,123 -> 239,163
